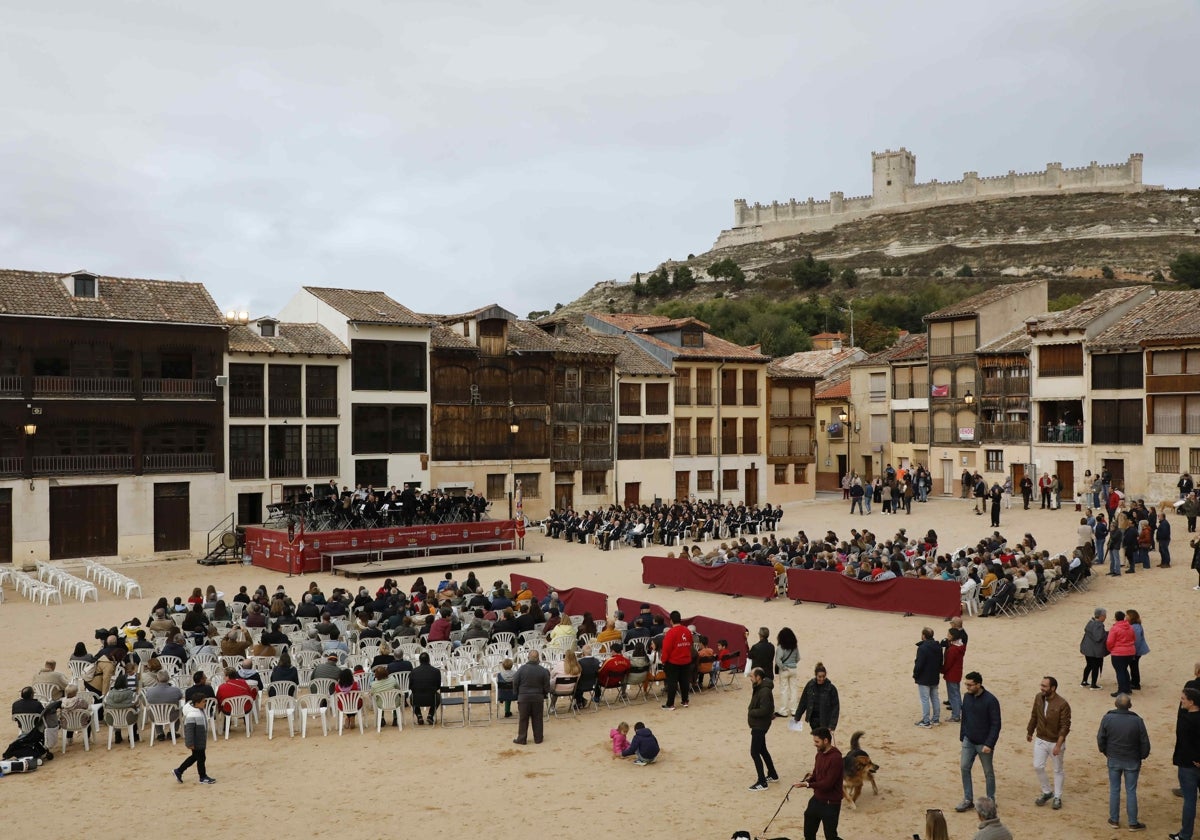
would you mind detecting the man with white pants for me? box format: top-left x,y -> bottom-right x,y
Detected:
1027,675 -> 1072,810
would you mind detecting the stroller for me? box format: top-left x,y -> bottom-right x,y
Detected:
3,726 -> 53,771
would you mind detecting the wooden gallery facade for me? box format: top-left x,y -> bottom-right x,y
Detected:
0,270 -> 228,562
429,306 -> 616,519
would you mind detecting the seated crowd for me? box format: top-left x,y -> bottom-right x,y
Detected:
543,499 -> 784,549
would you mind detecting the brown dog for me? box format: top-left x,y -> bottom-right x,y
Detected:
842,730 -> 879,809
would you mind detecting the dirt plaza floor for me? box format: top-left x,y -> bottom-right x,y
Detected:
1,493 -> 1194,840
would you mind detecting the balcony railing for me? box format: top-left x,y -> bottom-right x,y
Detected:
930,381 -> 976,399
32,376 -> 133,398
674,386 -> 691,406
584,404 -> 613,423
269,458 -> 303,478
892,383 -> 914,399
553,388 -> 580,404
582,443 -> 611,463
268,397 -> 302,417
978,421 -> 1030,441
674,437 -> 691,455
306,397 -> 338,417
142,378 -> 217,399
980,377 -> 1029,396
893,426 -> 912,444
143,452 -> 218,473
643,443 -> 669,459
769,440 -> 814,457
552,444 -> 578,462
913,426 -> 930,444
932,428 -> 958,444
929,337 -> 977,357
0,375 -> 22,396
582,387 -> 612,404
1039,424 -> 1084,443
645,400 -> 669,416
306,457 -> 339,476
771,400 -> 814,417
695,387 -> 713,406
1040,365 -> 1084,378
719,437 -> 760,455
33,454 -> 134,475
695,436 -> 715,456
230,458 -> 264,480
0,456 -> 22,476
230,397 -> 264,417
619,402 -> 641,417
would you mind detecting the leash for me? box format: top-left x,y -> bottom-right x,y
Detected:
759,786 -> 792,838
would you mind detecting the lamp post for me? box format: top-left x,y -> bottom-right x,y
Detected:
22,418 -> 36,492
838,406 -> 852,482
508,403 -> 520,520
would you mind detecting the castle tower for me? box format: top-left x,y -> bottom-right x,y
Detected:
871,148 -> 916,207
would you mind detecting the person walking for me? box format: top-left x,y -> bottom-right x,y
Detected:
1128,609 -> 1150,691
1107,611 -> 1136,697
1097,692 -> 1150,831
746,666 -> 778,791
773,627 -> 800,718
1080,608 -> 1108,690
660,611 -> 693,710
913,627 -> 943,728
849,479 -> 864,515
955,671 -> 1002,812
511,649 -> 550,745
989,483 -> 1003,528
1170,687 -> 1200,840
173,692 -> 215,784
1159,513 -> 1173,567
793,662 -> 840,740
1027,676 -> 1071,810
1107,520 -> 1125,577
792,726 -> 843,840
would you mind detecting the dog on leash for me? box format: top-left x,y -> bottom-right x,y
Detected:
842,730 -> 879,809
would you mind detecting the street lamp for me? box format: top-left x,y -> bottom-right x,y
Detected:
22,417 -> 37,491
838,407 -> 852,482
964,389 -> 974,405
508,408 -> 520,520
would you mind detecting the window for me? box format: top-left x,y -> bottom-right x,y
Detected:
268,425 -> 302,477
582,470 -> 606,495
306,426 -> 338,477
1151,395 -> 1200,435
229,426 -> 264,479
354,459 -> 387,489
352,404 -> 427,453
351,340 -> 427,391
1038,344 -> 1083,377
681,329 -> 703,348
722,469 -> 738,491
619,383 -> 641,416
259,321 -> 277,338
1191,448 -> 1200,475
486,474 -> 506,500
774,464 -> 788,484
741,369 -> 758,405
696,470 -> 714,492
869,372 -> 886,402
515,473 -> 540,497
793,464 -> 808,483
268,364 -> 302,416
1091,353 -> 1143,390
306,366 -> 338,416
144,424 -> 212,454
1155,447 -> 1180,474
229,363 -> 264,417
985,449 -> 1004,472
645,382 -> 669,415
1091,399 -> 1142,445
73,274 -> 96,298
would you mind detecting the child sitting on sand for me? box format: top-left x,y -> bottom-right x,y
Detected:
620,721 -> 660,765
610,721 -> 630,758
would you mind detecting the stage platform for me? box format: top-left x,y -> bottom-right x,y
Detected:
332,548 -> 543,579
243,520 -> 522,575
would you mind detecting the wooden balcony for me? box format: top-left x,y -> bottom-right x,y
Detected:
980,377 -> 1029,396
306,457 -> 339,476
929,337 -> 977,357
230,397 -> 264,417
33,454 -> 134,475
771,401 -> 814,418
269,458 -> 303,478
142,378 -> 217,399
0,375 -> 22,397
32,376 -> 133,398
143,453 -> 218,473
0,456 -> 22,476
768,440 -> 814,458
306,397 -> 338,417
230,458 -> 264,480
268,398 -> 302,417
978,421 -> 1029,442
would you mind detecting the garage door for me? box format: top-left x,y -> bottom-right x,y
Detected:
50,485 -> 118,560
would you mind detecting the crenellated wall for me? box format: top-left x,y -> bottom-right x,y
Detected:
716,150 -> 1154,248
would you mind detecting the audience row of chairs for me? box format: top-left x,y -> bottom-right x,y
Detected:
83,560 -> 143,599
35,562 -> 99,603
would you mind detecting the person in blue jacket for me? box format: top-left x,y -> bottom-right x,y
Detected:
621,721 -> 661,766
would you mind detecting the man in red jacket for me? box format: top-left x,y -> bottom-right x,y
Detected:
793,726 -> 843,840
1106,611 -> 1136,697
660,611 -> 694,710
942,627 -> 966,723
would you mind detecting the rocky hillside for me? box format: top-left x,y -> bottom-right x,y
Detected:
555,189 -> 1200,317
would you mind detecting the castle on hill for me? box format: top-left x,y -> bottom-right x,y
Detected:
714,149 -> 1157,248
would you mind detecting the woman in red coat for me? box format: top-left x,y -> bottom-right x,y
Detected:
1106,611 -> 1136,697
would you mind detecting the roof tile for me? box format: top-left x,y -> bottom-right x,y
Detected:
303,286 -> 432,326
228,322 -> 350,355
0,268 -> 223,325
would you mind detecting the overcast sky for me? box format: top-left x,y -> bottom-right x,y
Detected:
2,1 -> 1196,319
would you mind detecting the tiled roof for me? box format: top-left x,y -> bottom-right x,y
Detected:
1091,291 -> 1200,349
815,369 -> 851,400
924,280 -> 1045,321
590,312 -> 767,362
591,313 -> 712,332
1025,287 -> 1147,334
228,323 -> 350,355
976,325 -> 1031,355
770,347 -> 862,378
587,332 -> 673,376
303,287 -> 432,326
429,324 -> 477,351
853,332 -> 926,367
0,268 -> 223,325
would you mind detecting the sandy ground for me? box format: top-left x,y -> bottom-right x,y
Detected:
1,494 -> 1194,840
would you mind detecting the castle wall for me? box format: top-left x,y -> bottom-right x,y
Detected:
718,152 -> 1153,249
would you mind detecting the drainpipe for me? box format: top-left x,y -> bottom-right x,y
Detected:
716,361 -> 725,504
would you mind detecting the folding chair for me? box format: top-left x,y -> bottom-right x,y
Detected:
438,685 -> 467,728
718,653 -> 743,690
548,676 -> 578,717
466,683 -> 493,726
624,665 -> 649,704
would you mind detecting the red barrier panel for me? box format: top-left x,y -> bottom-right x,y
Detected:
640,555 -> 777,600
245,521 -> 517,574
506,573 -> 607,620
615,597 -> 749,664
785,569 -> 962,618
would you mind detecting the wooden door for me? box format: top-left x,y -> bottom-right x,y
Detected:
154,482 -> 191,552
50,485 -> 118,560
1103,459 -> 1125,491
623,482 -> 640,508
744,467 -> 758,506
0,488 -> 11,563
675,471 -> 690,502
1055,460 -> 1074,503
554,484 -> 573,512
940,459 -> 955,495
1011,463 -> 1026,489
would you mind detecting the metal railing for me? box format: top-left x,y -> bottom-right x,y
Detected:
674,386 -> 691,406
978,421 -> 1029,441
768,440 -> 814,457
695,437 -> 715,456
0,456 -> 22,476
928,337 -> 977,357
674,437 -> 691,455
142,378 -> 216,399
695,387 -> 713,406
143,453 -> 217,473
32,376 -> 133,398
1038,425 -> 1084,443
269,458 -> 303,478
268,397 -> 302,417
306,457 -> 339,476
770,400 -> 813,417
645,400 -> 669,416
306,397 -> 338,417
619,401 -> 641,416
230,397 -> 264,417
230,458 -> 264,480
0,375 -> 22,396
33,454 -> 134,474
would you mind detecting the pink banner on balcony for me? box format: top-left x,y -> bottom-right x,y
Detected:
785,569 -> 962,618
615,596 -> 750,665
930,384 -> 950,397
640,555 -> 778,600
507,573 -> 608,620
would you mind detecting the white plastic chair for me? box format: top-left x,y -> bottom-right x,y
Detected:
221,698 -> 254,739
298,693 -> 329,737
145,703 -> 180,745
60,707 -> 92,753
336,691 -> 364,734
12,712 -> 41,736
265,695 -> 296,739
104,707 -> 138,750
372,688 -> 404,732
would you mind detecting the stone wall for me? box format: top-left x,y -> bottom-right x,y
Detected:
716,150 -> 1154,248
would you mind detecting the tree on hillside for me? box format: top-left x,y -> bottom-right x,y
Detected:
672,265 -> 696,292
1170,251 -> 1200,288
791,253 -> 833,289
644,267 -> 671,297
955,264 -> 975,277
840,268 -> 858,287
1048,293 -> 1083,312
708,257 -> 746,288
527,309 -> 551,320
632,273 -> 646,297
855,316 -> 900,353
